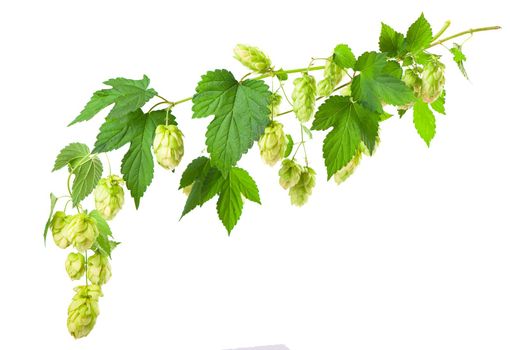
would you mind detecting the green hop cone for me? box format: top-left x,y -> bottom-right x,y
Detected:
62,213 -> 99,252
421,59 -> 445,103
278,159 -> 303,190
86,253 -> 112,285
65,252 -> 86,280
269,92 -> 282,116
334,149 -> 363,185
67,285 -> 102,339
403,69 -> 422,96
258,121 -> 287,166
292,73 -> 317,123
50,211 -> 71,249
94,175 -> 124,220
289,166 -> 316,206
233,44 -> 272,73
153,124 -> 185,171
317,58 -> 344,97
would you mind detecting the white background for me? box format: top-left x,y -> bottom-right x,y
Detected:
1,0 -> 509,349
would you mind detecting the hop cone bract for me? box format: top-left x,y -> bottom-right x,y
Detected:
153,124 -> 184,170
421,59 -> 445,103
292,73 -> 317,123
94,175 -> 124,220
289,166 -> 316,206
62,213 -> 99,252
67,285 -> 102,339
233,44 -> 272,73
258,121 -> 287,166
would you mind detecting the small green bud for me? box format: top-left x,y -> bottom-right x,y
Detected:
269,92 -> 282,116
289,166 -> 316,206
62,213 -> 99,252
65,252 -> 86,280
318,58 -> 344,97
334,149 -> 363,185
51,211 -> 71,249
258,121 -> 287,166
153,124 -> 184,170
421,59 -> 445,103
278,159 -> 303,189
292,73 -> 317,123
67,285 -> 102,339
233,44 -> 272,73
86,253 -> 112,285
94,175 -> 124,220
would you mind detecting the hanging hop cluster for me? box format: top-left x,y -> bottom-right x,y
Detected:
67,285 -> 103,339
278,159 -> 316,206
153,124 -> 185,171
94,175 -> 124,220
292,73 -> 317,123
401,56 -> 446,109
258,121 -> 288,166
318,57 -> 345,97
234,44 -> 272,73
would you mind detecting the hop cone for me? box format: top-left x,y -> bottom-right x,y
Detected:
65,252 -> 85,280
233,44 -> 272,73
153,124 -> 184,170
269,92 -> 282,116
67,285 -> 102,339
258,121 -> 287,166
62,213 -> 99,252
51,211 -> 71,249
278,159 -> 302,189
292,73 -> 317,123
318,58 -> 344,97
421,60 -> 445,103
87,253 -> 112,285
334,149 -> 363,185
289,166 -> 316,206
94,175 -> 124,220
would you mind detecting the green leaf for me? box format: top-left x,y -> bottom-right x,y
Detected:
284,134 -> 294,157
312,96 -> 379,178
120,110 -> 166,208
216,167 -> 260,233
413,100 -> 436,146
43,193 -> 58,244
382,61 -> 403,79
450,43 -> 469,79
69,75 -> 157,126
333,44 -> 356,68
71,155 -> 103,205
352,52 -> 414,112
90,210 -> 113,257
405,13 -> 433,53
379,23 -> 405,57
431,90 -> 446,115
179,156 -> 210,189
192,69 -> 271,173
53,143 -> 90,171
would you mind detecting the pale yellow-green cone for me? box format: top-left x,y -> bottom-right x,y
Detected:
65,252 -> 86,280
94,175 -> 124,220
67,285 -> 102,339
292,73 -> 317,123
318,58 -> 344,97
403,69 -> 422,96
153,124 -> 184,170
258,121 -> 287,166
334,149 -> 363,185
86,253 -> 112,285
289,166 -> 316,206
269,92 -> 282,116
421,59 -> 445,103
182,184 -> 193,196
278,159 -> 303,190
233,44 -> 272,73
62,213 -> 99,252
50,211 -> 71,249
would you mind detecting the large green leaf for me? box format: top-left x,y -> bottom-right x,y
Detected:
333,44 -> 356,68
192,69 -> 271,173
71,155 -> 103,205
413,100 -> 436,146
405,13 -> 433,53
379,23 -> 405,57
53,143 -> 90,171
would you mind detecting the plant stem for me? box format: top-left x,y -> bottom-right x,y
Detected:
431,20 -> 451,42
255,65 -> 325,80
428,25 -> 501,48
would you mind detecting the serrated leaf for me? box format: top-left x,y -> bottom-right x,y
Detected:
382,61 -> 403,79
413,100 -> 436,146
192,69 -> 271,173
431,90 -> 446,115
312,96 -> 379,178
284,134 -> 294,157
43,193 -> 58,244
179,156 -> 210,189
379,23 -> 405,57
71,156 -> 103,205
120,110 -> 166,208
405,13 -> 433,53
216,167 -> 260,233
53,143 -> 90,171
333,44 -> 356,68
450,43 -> 469,79
90,210 -> 113,257
352,52 -> 414,112
69,75 -> 157,126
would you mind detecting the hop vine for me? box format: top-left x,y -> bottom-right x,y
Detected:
43,14 -> 501,338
